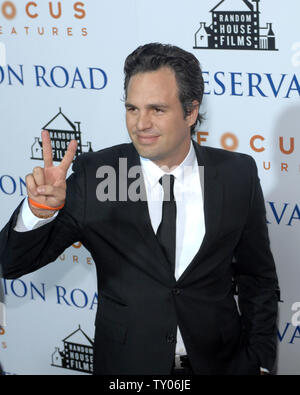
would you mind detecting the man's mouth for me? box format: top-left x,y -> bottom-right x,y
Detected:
136,134 -> 160,145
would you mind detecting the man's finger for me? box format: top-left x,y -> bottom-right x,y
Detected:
60,140 -> 78,172
25,174 -> 38,197
41,130 -> 53,168
35,184 -> 64,197
32,167 -> 45,187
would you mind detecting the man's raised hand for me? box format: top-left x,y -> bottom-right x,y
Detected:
26,130 -> 78,218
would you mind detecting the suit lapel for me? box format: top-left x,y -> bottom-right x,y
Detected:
121,142 -> 224,285
177,141 -> 224,284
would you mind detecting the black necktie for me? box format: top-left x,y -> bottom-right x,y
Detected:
156,174 -> 177,273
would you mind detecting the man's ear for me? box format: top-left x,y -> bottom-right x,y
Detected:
185,100 -> 200,127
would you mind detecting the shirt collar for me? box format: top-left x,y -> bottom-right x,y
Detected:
140,141 -> 197,188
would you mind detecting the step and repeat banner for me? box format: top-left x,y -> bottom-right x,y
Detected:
0,0 -> 299,375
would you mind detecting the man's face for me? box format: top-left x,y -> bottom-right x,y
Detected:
125,67 -> 198,169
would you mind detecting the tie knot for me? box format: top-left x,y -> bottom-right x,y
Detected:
159,174 -> 175,201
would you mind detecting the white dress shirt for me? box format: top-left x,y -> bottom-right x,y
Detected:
15,141 -> 206,356
140,142 -> 205,355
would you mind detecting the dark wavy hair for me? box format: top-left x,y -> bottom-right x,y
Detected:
124,43 -> 204,134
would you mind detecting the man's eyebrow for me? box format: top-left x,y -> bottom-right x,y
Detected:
125,102 -> 169,109
125,102 -> 136,108
146,103 -> 169,109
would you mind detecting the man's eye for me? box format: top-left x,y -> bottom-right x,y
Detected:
154,108 -> 164,113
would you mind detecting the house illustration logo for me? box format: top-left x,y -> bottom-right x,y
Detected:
31,108 -> 93,162
51,325 -> 94,374
194,0 -> 277,51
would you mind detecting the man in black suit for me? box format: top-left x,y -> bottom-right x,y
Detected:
0,43 -> 278,375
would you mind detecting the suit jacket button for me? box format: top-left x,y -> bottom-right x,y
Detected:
166,334 -> 176,344
172,288 -> 181,295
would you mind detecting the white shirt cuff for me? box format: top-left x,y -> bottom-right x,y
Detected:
14,198 -> 58,232
260,367 -> 270,373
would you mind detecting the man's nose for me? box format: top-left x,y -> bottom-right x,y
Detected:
136,111 -> 152,131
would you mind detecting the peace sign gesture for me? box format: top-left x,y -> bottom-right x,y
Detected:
26,130 -> 78,218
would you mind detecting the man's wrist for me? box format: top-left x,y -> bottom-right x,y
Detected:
28,201 -> 57,219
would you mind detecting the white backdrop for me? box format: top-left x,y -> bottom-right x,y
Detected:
0,0 -> 299,375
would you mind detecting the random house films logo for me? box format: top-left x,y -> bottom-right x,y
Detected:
194,0 -> 277,51
31,108 -> 93,162
51,325 -> 94,374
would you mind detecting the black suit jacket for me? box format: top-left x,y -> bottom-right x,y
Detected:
0,141 -> 279,375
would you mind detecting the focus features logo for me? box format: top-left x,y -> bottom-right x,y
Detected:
196,131 -> 299,175
194,0 -> 277,51
0,1 -> 87,38
0,1 -> 86,20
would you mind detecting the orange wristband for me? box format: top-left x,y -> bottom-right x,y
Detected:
28,197 -> 65,211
